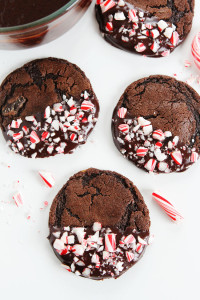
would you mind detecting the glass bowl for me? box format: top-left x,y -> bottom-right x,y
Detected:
0,0 -> 92,50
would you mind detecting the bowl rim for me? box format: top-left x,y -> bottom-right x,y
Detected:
0,0 -> 79,33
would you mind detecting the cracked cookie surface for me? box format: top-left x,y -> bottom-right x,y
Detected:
49,168 -> 150,279
112,75 -> 200,173
0,58 -> 99,158
95,0 -> 194,57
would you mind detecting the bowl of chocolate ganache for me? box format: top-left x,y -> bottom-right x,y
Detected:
0,0 -> 92,49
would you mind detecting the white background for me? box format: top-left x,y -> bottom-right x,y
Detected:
0,2 -> 200,299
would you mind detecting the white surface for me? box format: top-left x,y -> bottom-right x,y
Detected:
0,2 -> 200,299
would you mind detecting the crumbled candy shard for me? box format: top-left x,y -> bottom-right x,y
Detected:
39,171 -> 55,188
152,192 -> 184,222
13,192 -> 23,207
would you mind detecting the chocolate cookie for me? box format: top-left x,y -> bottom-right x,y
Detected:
0,58 -> 99,158
112,75 -> 200,173
48,168 -> 151,279
95,0 -> 194,57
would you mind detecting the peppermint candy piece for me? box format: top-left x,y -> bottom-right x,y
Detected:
93,222 -> 102,231
53,103 -> 63,112
13,192 -> 23,207
151,29 -> 160,39
136,147 -> 148,157
114,12 -> 126,21
41,131 -> 50,141
138,236 -> 147,245
82,268 -> 91,277
70,133 -> 77,142
126,251 -> 134,262
13,131 -> 23,141
144,159 -> 157,172
124,234 -> 135,244
170,31 -> 179,46
105,233 -> 116,252
100,0 -> 116,13
128,9 -> 138,22
143,124 -> 153,135
138,117 -> 151,127
106,22 -> 113,31
81,100 -> 94,111
171,151 -> 182,165
39,171 -> 55,188
152,129 -> 165,141
150,41 -> 160,53
152,192 -> 184,222
118,124 -> 129,133
164,27 -> 173,39
190,152 -> 198,163
91,253 -> 100,264
157,20 -> 168,32
30,131 -> 40,144
72,244 -> 85,256
53,239 -> 65,251
135,43 -> 146,53
103,251 -> 109,260
44,106 -> 51,118
158,162 -> 169,172
161,50 -> 170,57
118,107 -> 127,118
191,32 -> 200,70
11,119 -> 22,129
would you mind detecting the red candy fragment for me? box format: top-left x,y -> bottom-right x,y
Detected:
135,43 -> 146,52
126,251 -> 134,262
13,192 -> 23,207
170,31 -> 179,46
118,124 -> 129,133
106,22 -> 113,31
105,233 -> 116,252
70,133 -> 77,141
41,131 -> 50,141
190,152 -> 198,163
124,234 -> 135,244
136,147 -> 148,157
13,132 -> 23,141
128,9 -> 138,22
39,171 -> 55,188
152,192 -> 184,222
30,131 -> 40,144
100,0 -> 116,13
144,159 -> 157,172
171,151 -> 182,165
117,107 -> 127,118
81,101 -> 94,111
152,129 -> 165,141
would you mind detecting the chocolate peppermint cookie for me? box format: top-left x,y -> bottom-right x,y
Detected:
49,168 -> 151,279
112,75 -> 200,173
0,58 -> 99,158
95,0 -> 194,57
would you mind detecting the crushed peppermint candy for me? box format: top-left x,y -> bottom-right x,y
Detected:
152,192 -> 184,222
191,32 -> 200,70
49,223 -> 150,279
13,192 -> 23,207
96,1 -> 181,57
5,91 -> 98,158
39,171 -> 55,188
113,109 -> 198,173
